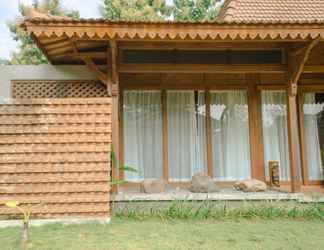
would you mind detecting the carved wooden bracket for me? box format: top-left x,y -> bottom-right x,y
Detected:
69,41 -> 112,96
287,38 -> 321,97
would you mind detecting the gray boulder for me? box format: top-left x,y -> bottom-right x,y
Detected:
190,173 -> 219,193
140,179 -> 166,194
233,179 -> 267,192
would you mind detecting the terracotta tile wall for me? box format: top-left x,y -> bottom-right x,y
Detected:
0,98 -> 111,219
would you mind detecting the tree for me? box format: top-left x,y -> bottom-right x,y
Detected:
101,0 -> 173,22
8,0 -> 79,65
173,0 -> 222,22
101,0 -> 222,22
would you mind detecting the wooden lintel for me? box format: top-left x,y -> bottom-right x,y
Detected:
119,63 -> 286,74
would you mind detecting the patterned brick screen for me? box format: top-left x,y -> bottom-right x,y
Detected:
0,98 -> 111,219
12,80 -> 109,99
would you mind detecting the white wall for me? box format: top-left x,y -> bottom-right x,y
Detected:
0,65 -> 97,99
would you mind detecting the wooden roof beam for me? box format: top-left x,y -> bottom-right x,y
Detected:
57,51 -> 107,59
118,63 -> 286,74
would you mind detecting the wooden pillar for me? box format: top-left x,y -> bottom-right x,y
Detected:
298,93 -> 309,185
287,83 -> 302,193
119,89 -> 125,180
162,90 -> 169,181
111,84 -> 120,193
205,90 -> 213,177
285,39 -> 320,192
246,74 -> 265,181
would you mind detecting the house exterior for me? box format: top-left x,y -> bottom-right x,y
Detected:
1,0 -> 324,219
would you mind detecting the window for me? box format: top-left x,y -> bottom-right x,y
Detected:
210,90 -> 251,180
261,91 -> 290,181
167,91 -> 207,181
303,92 -> 324,181
123,91 -> 163,181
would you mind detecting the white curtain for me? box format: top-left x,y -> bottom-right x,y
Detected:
261,91 -> 290,181
210,90 -> 251,181
303,93 -> 324,180
123,91 -> 163,181
167,91 -> 207,181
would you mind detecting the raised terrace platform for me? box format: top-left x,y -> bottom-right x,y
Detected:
115,187 -> 324,203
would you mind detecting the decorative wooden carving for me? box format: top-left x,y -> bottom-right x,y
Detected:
23,21 -> 324,41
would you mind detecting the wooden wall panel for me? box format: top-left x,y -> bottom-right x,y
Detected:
0,98 -> 111,219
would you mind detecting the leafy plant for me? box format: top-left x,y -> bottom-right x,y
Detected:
5,201 -> 43,250
110,149 -> 138,213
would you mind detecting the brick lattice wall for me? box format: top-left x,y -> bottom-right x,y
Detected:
12,80 -> 109,99
0,98 -> 111,219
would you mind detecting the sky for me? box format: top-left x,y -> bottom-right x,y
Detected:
0,0 -> 102,60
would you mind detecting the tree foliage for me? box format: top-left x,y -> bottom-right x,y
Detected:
101,0 -> 222,22
8,0 -> 79,65
101,0 -> 173,22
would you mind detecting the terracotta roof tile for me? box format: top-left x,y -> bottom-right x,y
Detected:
218,0 -> 324,23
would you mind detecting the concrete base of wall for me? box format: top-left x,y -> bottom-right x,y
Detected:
0,217 -> 111,228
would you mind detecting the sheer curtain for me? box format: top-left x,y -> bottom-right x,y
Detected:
261,91 -> 290,180
123,91 -> 163,181
167,91 -> 207,181
303,93 -> 324,180
210,90 -> 251,181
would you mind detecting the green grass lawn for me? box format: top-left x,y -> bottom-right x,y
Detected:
1,219 -> 324,250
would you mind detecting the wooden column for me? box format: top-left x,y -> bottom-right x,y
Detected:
205,90 -> 213,177
111,84 -> 120,193
119,88 -> 125,180
109,40 -> 120,193
162,90 -> 169,181
298,93 -> 309,185
247,74 -> 265,181
285,39 -> 320,192
286,84 -> 302,192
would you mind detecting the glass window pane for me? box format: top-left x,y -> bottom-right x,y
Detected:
167,91 -> 207,181
123,91 -> 163,181
303,92 -> 324,181
210,90 -> 251,181
261,91 -> 290,181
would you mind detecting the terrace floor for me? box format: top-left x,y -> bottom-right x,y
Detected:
116,185 -> 324,203
115,186 -> 324,202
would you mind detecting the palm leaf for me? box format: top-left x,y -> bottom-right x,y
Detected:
111,179 -> 128,186
119,165 -> 138,173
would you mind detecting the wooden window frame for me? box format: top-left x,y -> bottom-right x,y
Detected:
257,85 -> 305,185
298,85 -> 324,185
120,80 -> 268,184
